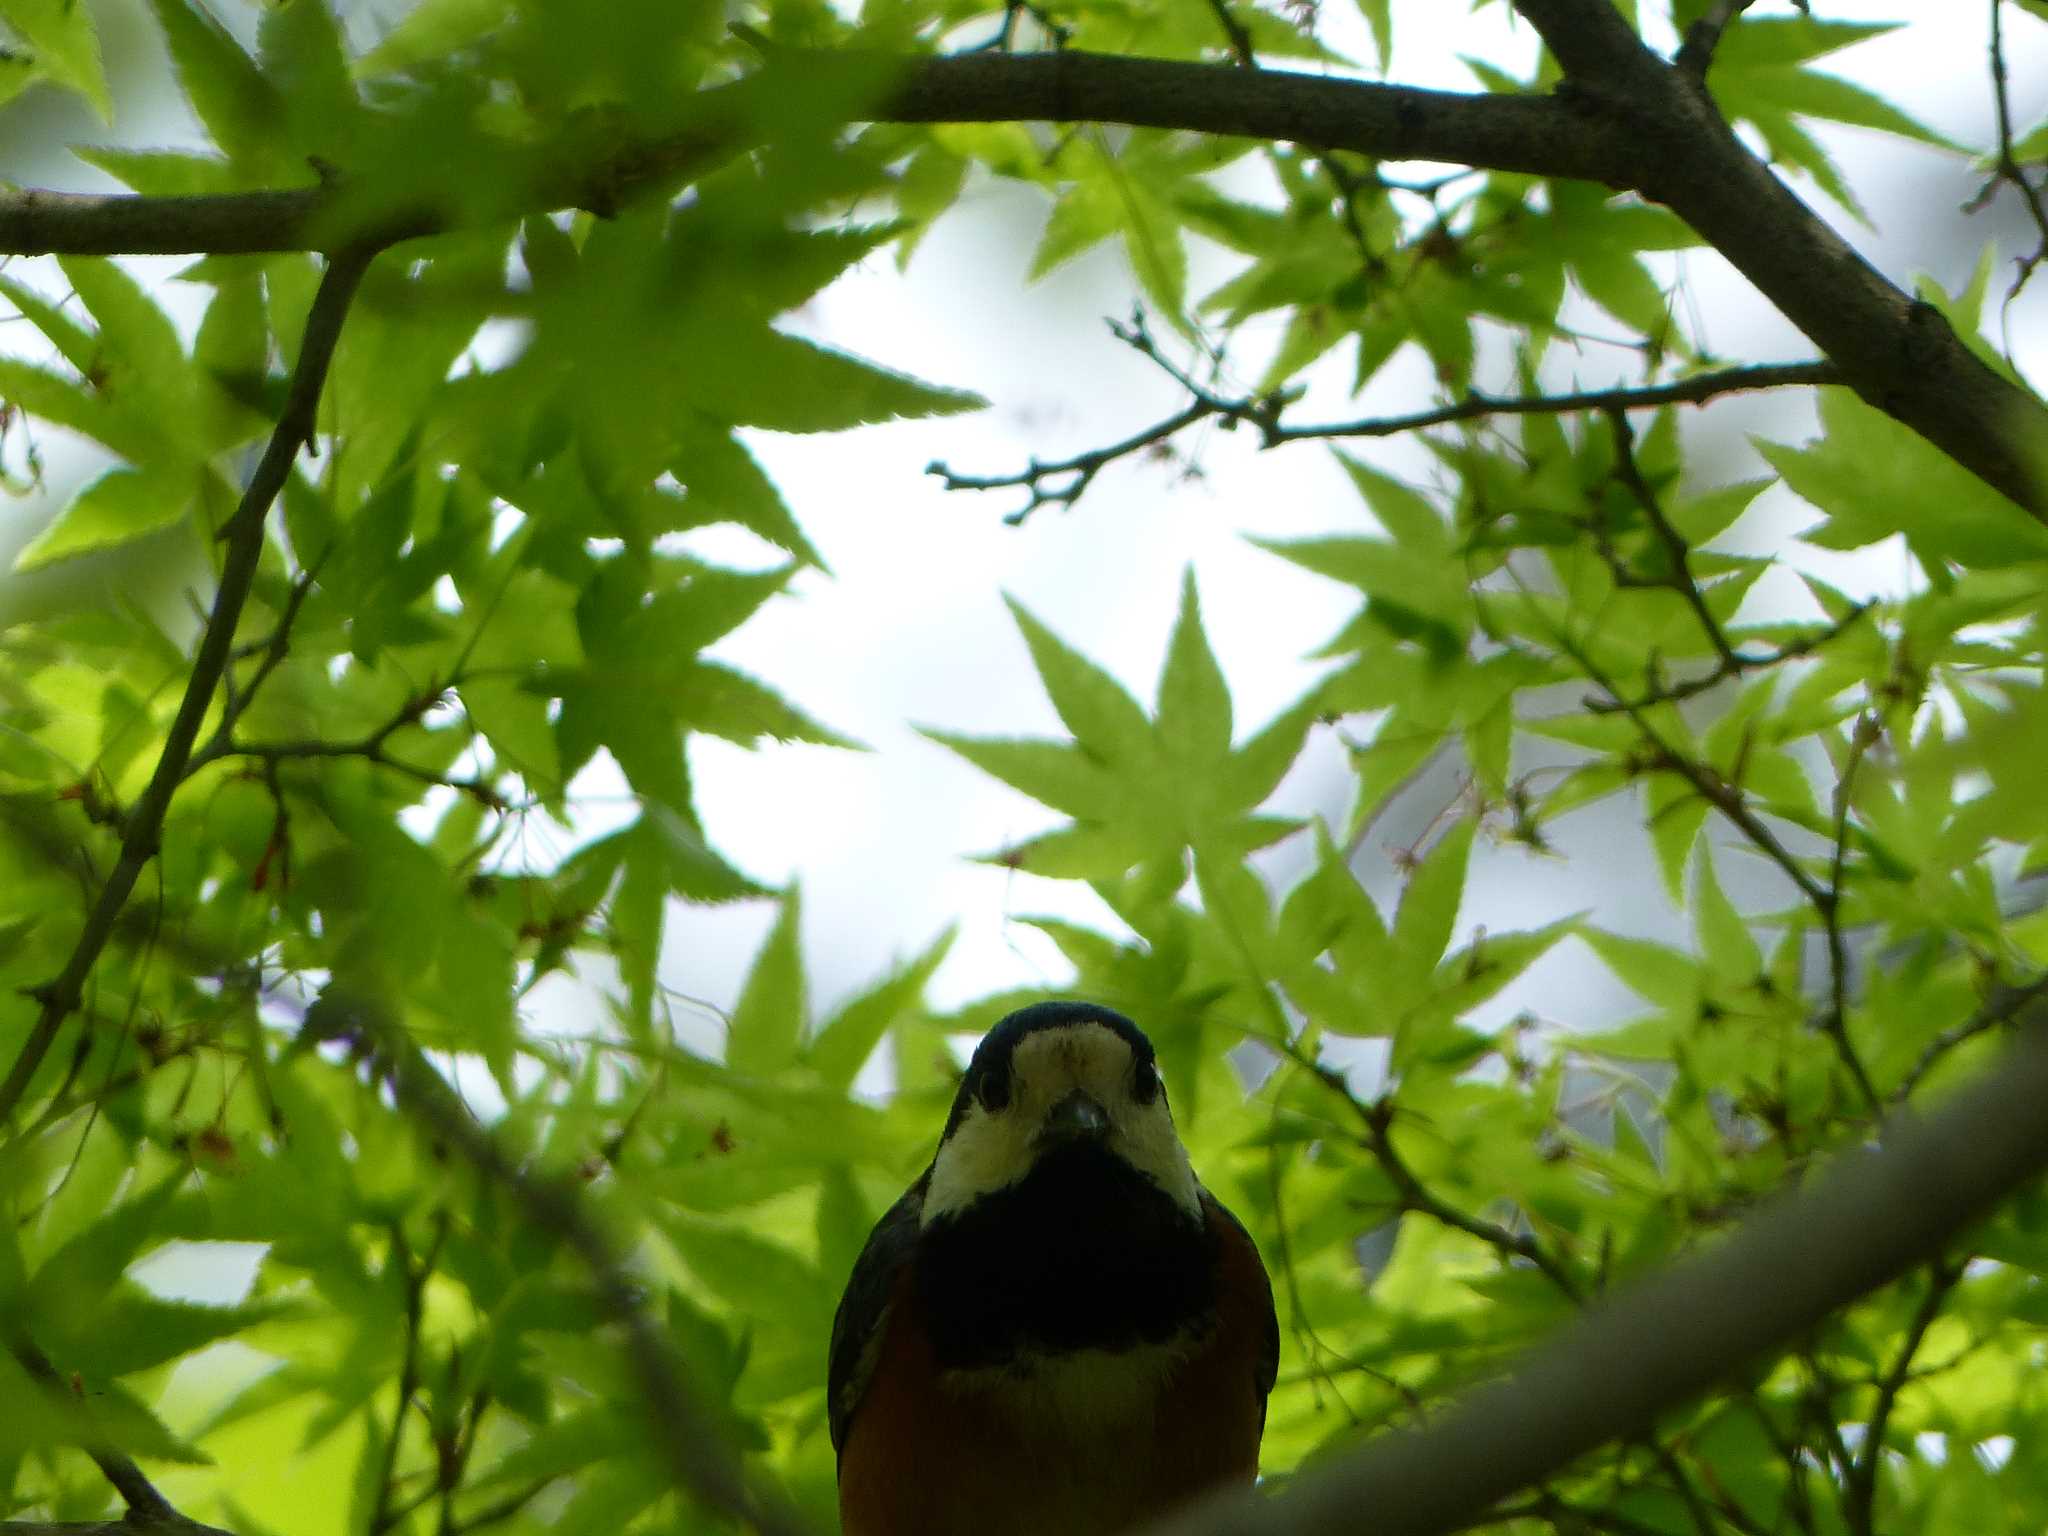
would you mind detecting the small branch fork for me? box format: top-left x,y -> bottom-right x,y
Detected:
1967,0 -> 2048,304
929,312 -> 1839,521
1673,0 -> 1759,79
5,1338 -> 236,1536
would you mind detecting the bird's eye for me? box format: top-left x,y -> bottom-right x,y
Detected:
976,1067 -> 1010,1113
1131,1058 -> 1160,1105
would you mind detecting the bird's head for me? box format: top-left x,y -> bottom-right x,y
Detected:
922,1001 -> 1201,1226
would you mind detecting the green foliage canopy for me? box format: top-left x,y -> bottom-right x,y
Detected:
0,3 -> 2046,1536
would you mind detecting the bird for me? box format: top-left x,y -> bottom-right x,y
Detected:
828,1000 -> 1278,1536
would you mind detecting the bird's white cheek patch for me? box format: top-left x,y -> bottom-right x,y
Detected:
924,1110 -> 1034,1222
923,1022 -> 1204,1223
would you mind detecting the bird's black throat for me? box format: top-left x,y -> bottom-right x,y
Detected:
915,1142 -> 1215,1371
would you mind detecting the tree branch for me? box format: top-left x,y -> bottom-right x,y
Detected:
0,244 -> 377,1132
4,1340 -> 239,1536
1843,1259 -> 1961,1536
0,54 -> 1633,259
1674,0 -> 1757,78
1507,0 -> 1666,87
1143,993 -> 2048,1536
931,352 -> 1839,519
0,44 -> 2037,516
1972,0 -> 2048,303
1897,973 -> 2048,1101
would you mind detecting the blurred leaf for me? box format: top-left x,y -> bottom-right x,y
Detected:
729,889 -> 806,1076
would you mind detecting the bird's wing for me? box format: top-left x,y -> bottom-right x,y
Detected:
828,1175 -> 925,1455
1204,1190 -> 1280,1421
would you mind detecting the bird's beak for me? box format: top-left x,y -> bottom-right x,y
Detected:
1036,1089 -> 1111,1150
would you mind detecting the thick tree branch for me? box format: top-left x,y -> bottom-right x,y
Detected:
0,245 -> 376,1132
1144,993 -> 2048,1536
1504,0 -> 2048,518
0,45 -> 2039,516
0,53 -> 1633,258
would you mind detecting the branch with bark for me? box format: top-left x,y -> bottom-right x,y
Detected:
0,17 -> 2038,517
931,313 -> 1838,520
1138,991 -> 2048,1536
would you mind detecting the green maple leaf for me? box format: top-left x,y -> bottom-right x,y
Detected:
925,571 -> 1314,894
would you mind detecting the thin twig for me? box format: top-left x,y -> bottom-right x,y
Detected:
1202,0 -> 1258,66
1821,716 -> 1883,1115
5,1339 -> 244,1535
1843,1260 -> 1962,1536
369,1215 -> 449,1536
929,399 -> 1213,522
1584,604 -> 1872,714
1604,407 -> 1742,674
1967,0 -> 2048,304
1897,973 -> 2048,1101
0,244 -> 377,1133
1359,1085 -> 1585,1303
1558,628 -> 1834,917
1143,994 -> 2048,1536
931,356 -> 1840,519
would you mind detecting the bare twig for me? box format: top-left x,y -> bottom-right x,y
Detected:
1604,408 -> 1742,675
1557,629 -> 1834,919
4,1338 -> 242,1536
1843,1260 -> 1962,1536
929,399 -> 1213,521
1897,973 -> 2048,1102
1821,717 -> 1883,1115
1584,604 -> 1873,714
1294,1050 -> 1587,1304
931,358 -> 1840,519
1967,0 -> 2048,303
369,1216 -> 449,1536
7,1339 -> 173,1522
0,245 -> 377,1133
1202,0 -> 1258,67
